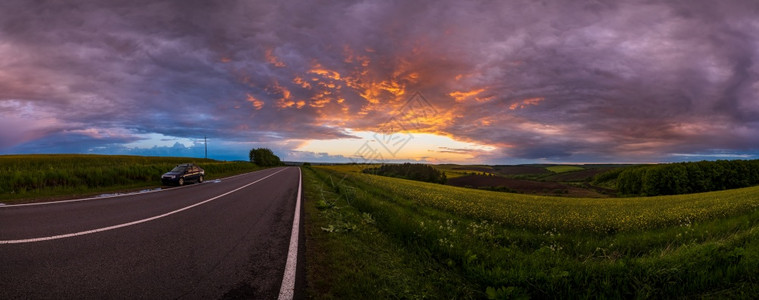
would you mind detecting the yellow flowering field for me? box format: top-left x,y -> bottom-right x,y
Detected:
349,172 -> 759,232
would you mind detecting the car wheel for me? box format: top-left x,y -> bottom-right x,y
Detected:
178,178 -> 184,186
198,175 -> 204,183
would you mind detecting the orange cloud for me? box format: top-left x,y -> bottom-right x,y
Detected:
378,80 -> 405,96
299,49 -> 457,136
293,76 -> 312,89
308,90 -> 333,108
308,64 -> 341,80
352,78 -> 408,108
399,108 -> 460,134
246,93 -> 264,110
509,97 -> 545,110
449,88 -> 485,102
266,81 -> 297,109
265,48 -> 286,67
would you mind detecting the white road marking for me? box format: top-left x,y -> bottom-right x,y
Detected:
96,188 -> 162,198
278,167 -> 302,300
3,185 -> 167,208
1,170 -> 252,208
0,168 -> 287,245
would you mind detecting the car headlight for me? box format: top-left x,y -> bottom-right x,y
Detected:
164,175 -> 175,179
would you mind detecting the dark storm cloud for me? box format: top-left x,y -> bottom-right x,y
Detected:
1,0 -> 757,162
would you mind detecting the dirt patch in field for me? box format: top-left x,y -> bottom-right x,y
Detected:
452,165 -> 551,176
543,168 -> 613,182
447,174 -> 607,198
452,166 -> 492,173
493,166 -> 551,176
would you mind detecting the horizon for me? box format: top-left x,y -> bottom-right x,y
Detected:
1,152 -> 753,167
2,1 -> 758,164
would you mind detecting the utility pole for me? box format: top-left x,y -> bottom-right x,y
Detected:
204,136 -> 207,159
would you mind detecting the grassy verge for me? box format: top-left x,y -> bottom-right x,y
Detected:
0,154 -> 262,204
305,166 -> 759,298
302,166 -> 480,299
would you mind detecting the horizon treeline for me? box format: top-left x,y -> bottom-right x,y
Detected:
601,160 -> 759,196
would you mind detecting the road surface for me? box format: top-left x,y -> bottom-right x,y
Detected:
0,167 -> 304,299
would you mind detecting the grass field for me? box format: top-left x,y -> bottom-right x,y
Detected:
545,165 -> 585,173
305,165 -> 759,298
0,154 -> 261,204
436,164 -> 496,178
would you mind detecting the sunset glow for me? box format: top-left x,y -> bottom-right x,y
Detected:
297,131 -> 496,163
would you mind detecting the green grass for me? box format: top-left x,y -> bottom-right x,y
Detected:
545,165 -> 585,173
303,167 -> 478,299
435,164 -> 496,178
304,166 -> 759,298
0,154 -> 261,204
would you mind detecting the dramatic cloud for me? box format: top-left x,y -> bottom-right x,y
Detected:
1,0 -> 757,162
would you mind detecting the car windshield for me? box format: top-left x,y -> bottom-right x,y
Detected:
171,166 -> 187,172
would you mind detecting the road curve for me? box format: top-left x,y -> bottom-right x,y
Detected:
0,167 -> 303,299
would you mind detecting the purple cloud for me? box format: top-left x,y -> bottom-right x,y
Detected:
1,0 -> 757,162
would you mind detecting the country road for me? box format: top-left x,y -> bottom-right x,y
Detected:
0,167 -> 304,299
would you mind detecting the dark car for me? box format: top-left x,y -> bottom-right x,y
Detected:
161,163 -> 205,186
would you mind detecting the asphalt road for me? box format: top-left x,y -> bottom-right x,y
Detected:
0,167 -> 304,299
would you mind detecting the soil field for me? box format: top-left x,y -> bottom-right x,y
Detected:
447,174 -> 607,197
543,167 -> 613,182
492,165 -> 552,176
452,166 -> 492,173
452,165 -> 551,176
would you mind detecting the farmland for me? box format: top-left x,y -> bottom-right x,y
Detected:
0,154 -> 261,204
340,163 -> 621,197
304,165 -> 759,298
446,174 -> 608,197
545,165 -> 585,173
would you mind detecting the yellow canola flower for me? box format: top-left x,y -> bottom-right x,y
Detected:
350,171 -> 759,233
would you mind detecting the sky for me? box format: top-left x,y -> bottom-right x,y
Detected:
1,0 -> 758,164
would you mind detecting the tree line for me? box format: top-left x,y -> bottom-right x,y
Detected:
606,160 -> 759,196
248,148 -> 282,167
363,163 -> 447,184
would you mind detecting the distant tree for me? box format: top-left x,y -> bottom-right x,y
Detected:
592,167 -> 625,185
249,148 -> 282,167
614,160 -> 759,196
